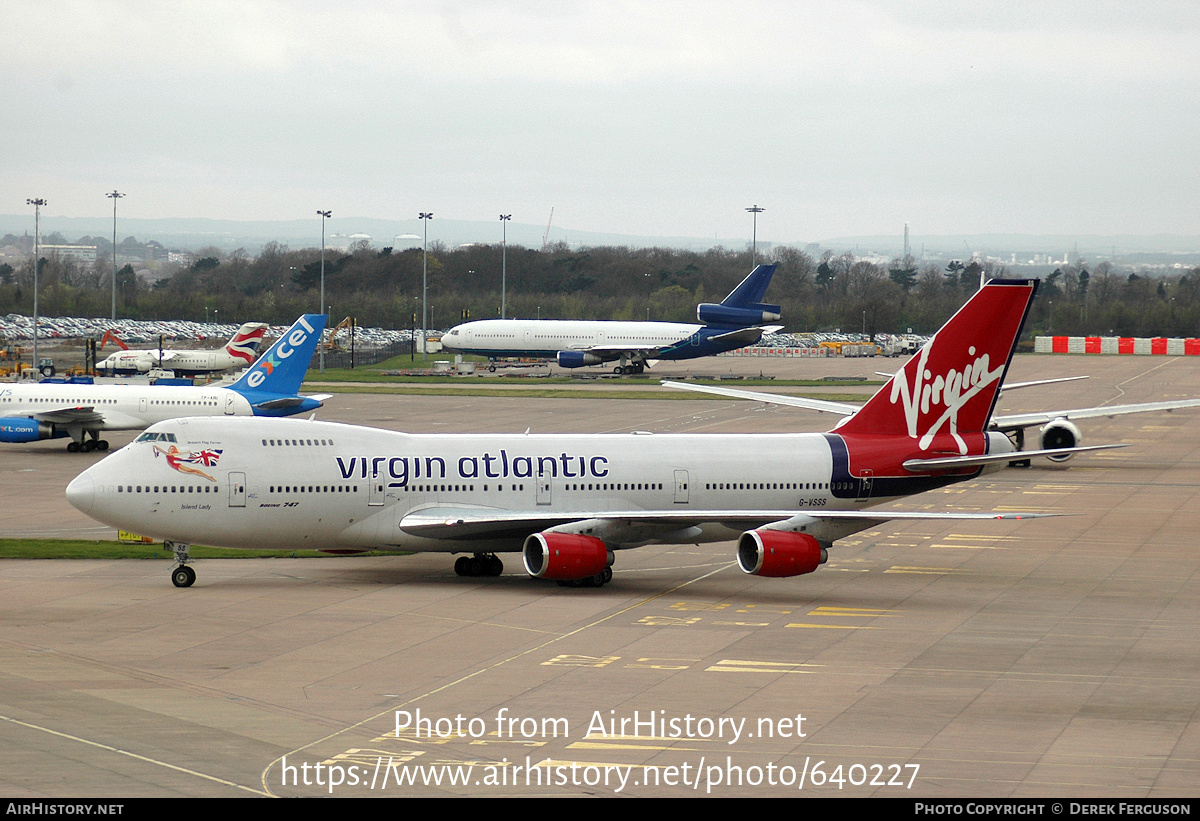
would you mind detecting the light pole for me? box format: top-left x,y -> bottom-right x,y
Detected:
746,204 -> 764,267
500,214 -> 511,318
317,210 -> 331,372
107,191 -> 124,321
419,212 -> 433,353
27,198 -> 45,374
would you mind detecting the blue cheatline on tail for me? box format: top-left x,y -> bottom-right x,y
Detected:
229,314 -> 328,415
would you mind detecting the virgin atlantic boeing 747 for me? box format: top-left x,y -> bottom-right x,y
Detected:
68,280 -> 1153,589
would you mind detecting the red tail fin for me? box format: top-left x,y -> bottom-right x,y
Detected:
835,279 -> 1037,450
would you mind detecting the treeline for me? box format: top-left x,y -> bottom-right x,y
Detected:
1,240 -> 1198,339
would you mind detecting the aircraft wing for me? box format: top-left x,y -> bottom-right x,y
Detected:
398,505 -> 1050,546
991,399 -> 1200,431
30,406 -> 106,426
585,344 -> 666,354
661,380 -> 861,415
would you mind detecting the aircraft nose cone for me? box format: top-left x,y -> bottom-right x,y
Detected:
66,471 -> 95,516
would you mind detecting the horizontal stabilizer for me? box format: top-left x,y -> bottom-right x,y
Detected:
254,394 -> 330,411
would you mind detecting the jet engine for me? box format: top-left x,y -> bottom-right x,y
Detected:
556,351 -> 604,369
736,530 -> 826,577
1039,418 -> 1082,462
0,418 -> 59,443
696,303 -> 782,327
523,532 -> 611,580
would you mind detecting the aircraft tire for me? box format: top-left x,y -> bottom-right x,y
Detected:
487,556 -> 503,576
81,440 -> 95,453
97,440 -> 109,451
454,556 -> 470,576
171,566 -> 196,588
67,442 -> 80,453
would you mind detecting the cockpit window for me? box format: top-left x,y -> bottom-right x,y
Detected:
136,432 -> 178,443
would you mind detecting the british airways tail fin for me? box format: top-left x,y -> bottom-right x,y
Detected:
696,264 -> 781,327
223,322 -> 269,365
229,315 -> 326,396
835,279 -> 1038,444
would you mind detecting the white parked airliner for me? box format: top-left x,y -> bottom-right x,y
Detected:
96,322 -> 268,376
1,315 -> 330,452
441,264 -> 782,374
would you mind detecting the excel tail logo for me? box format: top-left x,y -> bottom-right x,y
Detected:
245,316 -> 317,389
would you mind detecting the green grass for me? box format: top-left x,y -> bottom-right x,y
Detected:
0,539 -> 396,560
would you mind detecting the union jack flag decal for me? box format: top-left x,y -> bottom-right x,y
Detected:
186,449 -> 223,467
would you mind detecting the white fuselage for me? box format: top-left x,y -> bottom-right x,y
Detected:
441,319 -> 703,357
70,416 -> 870,554
0,382 -> 253,431
97,348 -> 247,375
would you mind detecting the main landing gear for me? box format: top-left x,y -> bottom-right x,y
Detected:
66,430 -> 109,453
613,363 -> 645,375
167,541 -> 196,588
454,553 -> 504,577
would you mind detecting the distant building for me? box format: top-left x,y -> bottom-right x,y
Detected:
40,244 -> 97,264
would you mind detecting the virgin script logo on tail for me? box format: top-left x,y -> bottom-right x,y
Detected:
245,317 -> 316,389
889,343 -> 1004,454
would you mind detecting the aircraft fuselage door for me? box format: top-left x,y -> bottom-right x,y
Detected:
225,393 -> 236,415
674,470 -> 689,504
369,466 -> 384,506
228,472 -> 246,507
139,397 -> 147,413
536,467 -> 552,506
856,469 -> 873,502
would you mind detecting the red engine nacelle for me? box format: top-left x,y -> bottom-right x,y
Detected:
736,530 -> 826,577
523,532 -> 611,580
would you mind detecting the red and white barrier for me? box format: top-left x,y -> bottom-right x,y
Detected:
1035,336 -> 1200,355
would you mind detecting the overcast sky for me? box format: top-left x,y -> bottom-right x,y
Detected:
4,1 -> 1198,244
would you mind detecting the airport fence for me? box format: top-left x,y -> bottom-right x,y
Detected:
308,340 -> 413,370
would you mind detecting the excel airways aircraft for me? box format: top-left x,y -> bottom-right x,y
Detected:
95,322 -> 269,376
440,264 -> 782,374
71,279 -> 1128,590
1,315 -> 330,453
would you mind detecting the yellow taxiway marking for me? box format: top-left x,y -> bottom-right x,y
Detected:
669,601 -> 730,611
636,616 -> 702,626
884,565 -> 968,575
624,658 -> 698,670
706,659 -> 822,673
807,606 -> 897,617
542,654 -> 620,667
